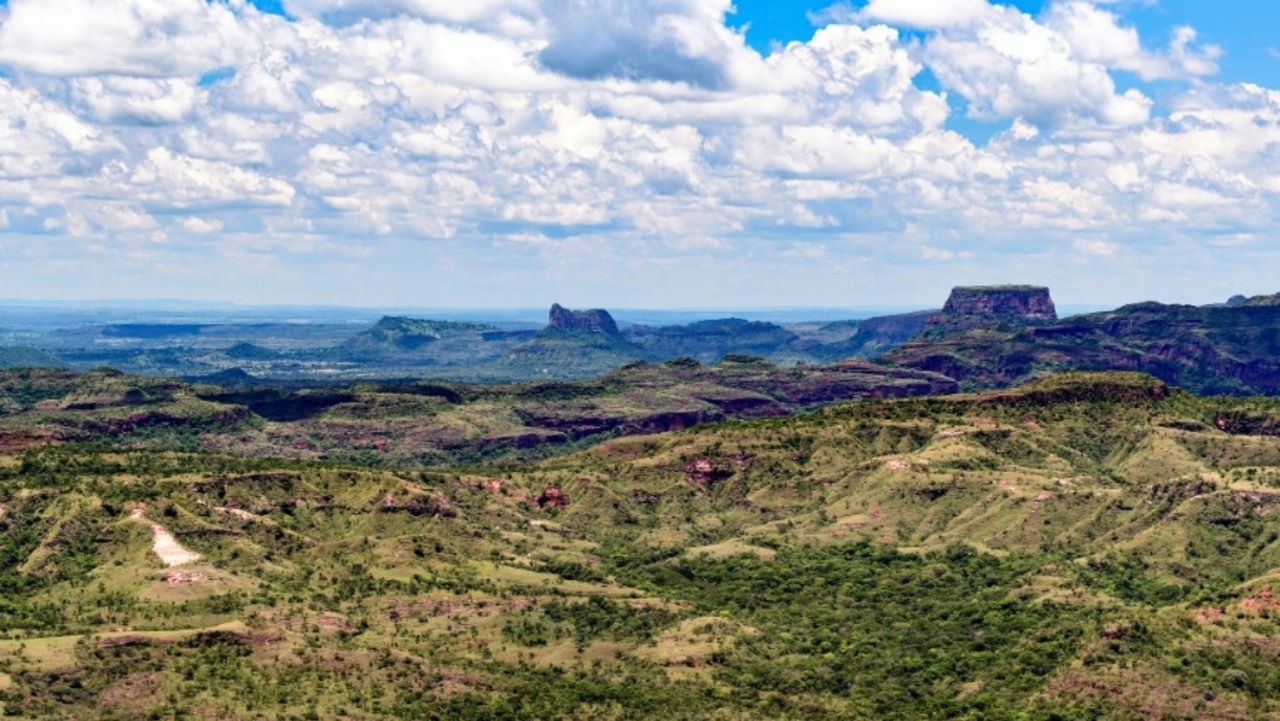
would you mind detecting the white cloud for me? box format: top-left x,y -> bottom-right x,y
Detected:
0,0 -> 1274,306
124,148 -> 296,209
283,0 -> 540,34
181,217 -> 224,234
0,0 -> 250,77
1169,26 -> 1221,77
918,3 -> 1155,127
537,0 -> 753,89
815,1 -> 1221,131
825,0 -> 994,29
94,204 -> 157,231
1045,3 -> 1219,80
1073,237 -> 1118,257
922,245 -> 958,260
71,77 -> 202,125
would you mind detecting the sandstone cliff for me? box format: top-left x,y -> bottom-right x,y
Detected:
548,303 -> 621,335
928,285 -> 1057,330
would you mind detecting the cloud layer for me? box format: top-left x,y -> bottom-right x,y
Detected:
0,0 -> 1272,307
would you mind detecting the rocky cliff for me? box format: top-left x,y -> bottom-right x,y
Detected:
886,292 -> 1280,396
928,285 -> 1057,330
548,303 -> 621,336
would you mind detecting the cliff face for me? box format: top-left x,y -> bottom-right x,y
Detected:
548,304 -> 620,336
942,286 -> 1057,321
930,286 -> 1057,329
809,310 -> 936,361
886,294 -> 1280,396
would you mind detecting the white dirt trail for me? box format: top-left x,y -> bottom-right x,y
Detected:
131,505 -> 202,567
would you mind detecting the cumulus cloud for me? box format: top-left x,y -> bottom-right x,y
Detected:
536,0 -> 754,89
1073,237 -> 1118,257
71,77 -> 202,125
820,0 -> 1221,129
1045,3 -> 1220,80
0,0 -> 1273,305
822,0 -> 993,30
283,0 -> 540,34
917,3 -> 1156,127
124,148 -> 297,210
181,217 -> 224,234
0,0 -> 250,77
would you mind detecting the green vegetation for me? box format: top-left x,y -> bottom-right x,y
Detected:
886,299 -> 1280,395
1,371 -> 1280,718
0,363 -> 953,467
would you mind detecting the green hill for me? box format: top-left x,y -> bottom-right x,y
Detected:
884,295 -> 1280,395
4,372 -> 1280,718
342,316 -> 500,354
0,347 -> 61,369
626,318 -> 800,364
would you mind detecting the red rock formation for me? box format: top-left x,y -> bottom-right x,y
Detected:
928,285 -> 1057,330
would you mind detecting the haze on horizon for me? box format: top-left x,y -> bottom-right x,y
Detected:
0,0 -> 1277,310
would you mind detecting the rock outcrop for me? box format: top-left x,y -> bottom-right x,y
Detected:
536,487 -> 569,509
929,285 -> 1057,330
886,291 -> 1280,396
548,304 -> 620,336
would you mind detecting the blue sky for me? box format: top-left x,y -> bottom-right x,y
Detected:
0,0 -> 1278,309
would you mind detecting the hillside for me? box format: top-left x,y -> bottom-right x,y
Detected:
626,318 -> 801,364
0,361 -> 955,465
3,372 -> 1280,718
342,317 -> 500,354
805,310 -> 935,361
885,294 -> 1280,394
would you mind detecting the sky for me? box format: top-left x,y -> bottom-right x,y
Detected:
0,0 -> 1278,309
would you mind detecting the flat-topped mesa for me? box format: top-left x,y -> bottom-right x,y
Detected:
930,285 -> 1057,329
548,303 -> 620,336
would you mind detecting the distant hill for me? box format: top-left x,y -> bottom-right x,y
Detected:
548,303 -> 620,335
497,305 -> 647,379
883,290 -> 1280,395
342,316 -> 498,353
806,310 -> 935,361
0,358 -> 951,462
14,288 -> 1280,393
0,346 -> 62,368
100,323 -> 209,339
626,318 -> 799,364
223,342 -> 280,361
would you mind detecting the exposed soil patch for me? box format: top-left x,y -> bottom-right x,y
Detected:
1239,589 -> 1280,615
164,570 -> 208,586
685,458 -> 734,487
1046,667 -> 1252,721
1192,606 -> 1226,625
131,505 -> 202,567
316,614 -> 354,632
0,431 -> 56,452
98,671 -> 164,713
150,526 -> 202,567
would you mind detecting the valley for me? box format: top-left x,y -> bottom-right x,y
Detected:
4,287 -> 1280,718
2,371 -> 1280,718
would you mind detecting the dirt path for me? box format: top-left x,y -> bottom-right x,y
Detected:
131,506 -> 202,567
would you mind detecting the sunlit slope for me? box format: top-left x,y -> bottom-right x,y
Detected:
4,372 -> 1280,718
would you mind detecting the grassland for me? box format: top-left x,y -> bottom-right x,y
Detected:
2,372 -> 1280,718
